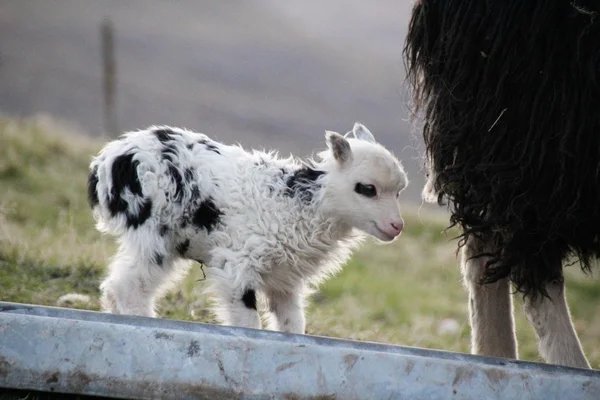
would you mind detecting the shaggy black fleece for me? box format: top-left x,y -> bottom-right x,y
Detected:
404,0 -> 600,298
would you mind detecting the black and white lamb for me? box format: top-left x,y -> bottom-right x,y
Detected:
88,123 -> 408,333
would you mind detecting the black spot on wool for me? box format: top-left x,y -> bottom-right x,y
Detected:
108,153 -> 143,216
159,224 -> 169,236
198,139 -> 221,155
192,198 -> 223,233
184,168 -> 195,183
87,165 -> 99,208
190,186 -> 200,201
154,128 -> 179,143
176,239 -> 190,256
404,0 -> 600,299
106,152 -> 153,228
167,164 -> 183,202
152,252 -> 164,267
285,166 -> 326,203
242,289 -> 257,310
127,199 -> 153,228
154,129 -> 180,162
161,144 -> 178,162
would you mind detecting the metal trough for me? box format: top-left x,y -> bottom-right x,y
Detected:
0,301 -> 599,399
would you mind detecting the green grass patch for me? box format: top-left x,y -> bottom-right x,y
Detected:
1,116 -> 599,372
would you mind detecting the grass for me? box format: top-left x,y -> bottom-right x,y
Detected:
1,116 -> 600,397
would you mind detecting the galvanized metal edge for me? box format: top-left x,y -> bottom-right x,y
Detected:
0,301 -> 598,399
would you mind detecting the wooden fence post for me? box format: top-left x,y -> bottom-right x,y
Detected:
101,18 -> 118,137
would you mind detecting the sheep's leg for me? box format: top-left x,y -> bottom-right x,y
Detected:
462,237 -> 518,359
523,280 -> 590,368
265,289 -> 306,334
100,241 -> 178,318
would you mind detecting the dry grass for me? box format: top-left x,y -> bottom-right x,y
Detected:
1,116 -> 599,380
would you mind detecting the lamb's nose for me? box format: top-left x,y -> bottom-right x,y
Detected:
390,221 -> 404,234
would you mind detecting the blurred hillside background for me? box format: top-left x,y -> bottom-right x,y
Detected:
0,0 -> 424,201
1,0 -> 599,375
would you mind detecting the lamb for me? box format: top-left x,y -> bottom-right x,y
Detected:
88,122 -> 408,333
404,0 -> 599,368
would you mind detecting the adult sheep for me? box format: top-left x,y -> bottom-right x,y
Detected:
88,123 -> 408,333
404,0 -> 600,368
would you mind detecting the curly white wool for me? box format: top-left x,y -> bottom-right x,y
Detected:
88,123 -> 408,333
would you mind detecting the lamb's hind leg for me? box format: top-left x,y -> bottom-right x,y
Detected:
100,239 -> 179,317
523,280 -> 590,368
462,237 -> 518,359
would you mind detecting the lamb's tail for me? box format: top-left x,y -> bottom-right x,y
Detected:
87,141 -> 159,237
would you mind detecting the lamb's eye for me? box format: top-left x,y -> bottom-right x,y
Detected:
354,183 -> 377,198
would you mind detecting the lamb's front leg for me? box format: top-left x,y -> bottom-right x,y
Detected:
208,268 -> 261,330
212,286 -> 261,330
266,288 -> 306,334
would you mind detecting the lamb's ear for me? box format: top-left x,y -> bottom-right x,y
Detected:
352,122 -> 376,143
325,130 -> 352,163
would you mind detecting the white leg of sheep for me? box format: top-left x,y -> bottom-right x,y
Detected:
462,238 -> 518,360
523,280 -> 590,368
464,237 -> 591,368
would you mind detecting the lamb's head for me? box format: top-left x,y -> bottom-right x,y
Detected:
319,122 -> 408,242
